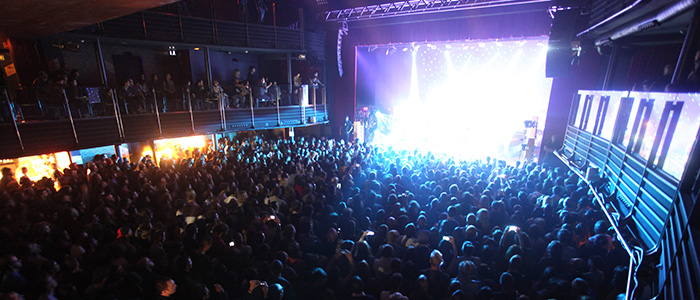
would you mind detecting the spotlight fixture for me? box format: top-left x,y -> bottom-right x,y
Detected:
386,45 -> 397,56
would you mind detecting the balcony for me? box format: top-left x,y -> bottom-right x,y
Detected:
0,86 -> 329,159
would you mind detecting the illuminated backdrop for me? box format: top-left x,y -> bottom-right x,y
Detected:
356,37 -> 553,161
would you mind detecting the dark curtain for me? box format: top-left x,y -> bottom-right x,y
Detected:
9,38 -> 46,89
625,44 -> 681,90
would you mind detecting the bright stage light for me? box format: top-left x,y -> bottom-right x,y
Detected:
152,135 -> 209,162
359,37 -> 552,162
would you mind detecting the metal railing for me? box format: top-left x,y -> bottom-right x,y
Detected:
75,10 -> 306,51
554,149 -> 645,299
0,86 -> 328,159
561,89 -> 700,299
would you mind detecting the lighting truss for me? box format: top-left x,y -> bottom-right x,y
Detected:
324,0 -> 552,22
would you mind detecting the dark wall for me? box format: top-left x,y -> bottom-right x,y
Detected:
187,49 -> 259,92
61,42 -> 101,86
540,50 -> 603,162
622,44 -> 682,90
101,44 -> 185,87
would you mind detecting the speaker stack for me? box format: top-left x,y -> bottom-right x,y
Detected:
546,9 -> 581,78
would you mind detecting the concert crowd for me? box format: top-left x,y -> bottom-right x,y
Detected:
0,136 -> 629,300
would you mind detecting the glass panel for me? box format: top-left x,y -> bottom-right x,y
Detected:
664,93 -> 700,179
599,91 -> 629,140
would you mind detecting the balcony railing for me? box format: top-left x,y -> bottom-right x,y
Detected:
73,10 -> 307,51
0,86 -> 329,159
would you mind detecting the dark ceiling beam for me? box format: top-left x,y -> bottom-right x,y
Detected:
0,0 -> 179,38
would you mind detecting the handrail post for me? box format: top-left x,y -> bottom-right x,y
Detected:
62,89 -> 79,145
177,2 -> 185,41
276,87 -> 281,126
322,86 -> 327,121
219,90 -> 227,130
4,89 -> 24,152
273,3 -> 278,48
250,92 -> 255,128
312,85 -> 317,123
301,86 -> 306,124
110,89 -> 125,140
153,89 -> 163,136
187,88 -> 195,133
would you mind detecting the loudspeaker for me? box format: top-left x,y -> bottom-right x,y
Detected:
546,9 -> 580,78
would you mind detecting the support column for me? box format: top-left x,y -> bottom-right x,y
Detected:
299,8 -> 305,50
602,44 -> 618,90
149,140 -> 158,166
672,7 -> 700,84
287,52 -> 293,97
204,47 -> 213,91
94,38 -> 108,86
114,145 -> 122,161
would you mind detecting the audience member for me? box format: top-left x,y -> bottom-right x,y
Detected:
0,135 -> 629,300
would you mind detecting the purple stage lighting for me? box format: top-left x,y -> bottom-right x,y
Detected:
355,37 -> 553,161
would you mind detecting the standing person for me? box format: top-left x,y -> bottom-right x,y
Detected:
0,167 -> 16,191
33,71 -> 52,103
341,116 -> 354,142
649,64 -> 673,92
687,50 -> 700,91
136,74 -> 150,113
255,0 -> 267,24
47,74 -> 68,119
293,73 -> 302,88
155,278 -> 177,299
239,0 -> 249,22
148,74 -> 163,113
233,69 -> 246,108
182,80 -> 193,111
119,79 -> 138,114
66,77 -> 89,117
309,71 -> 323,89
290,73 -> 303,106
162,73 -> 177,111
246,67 -> 259,87
309,71 -> 324,104
193,80 -> 208,110
19,166 -> 33,187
